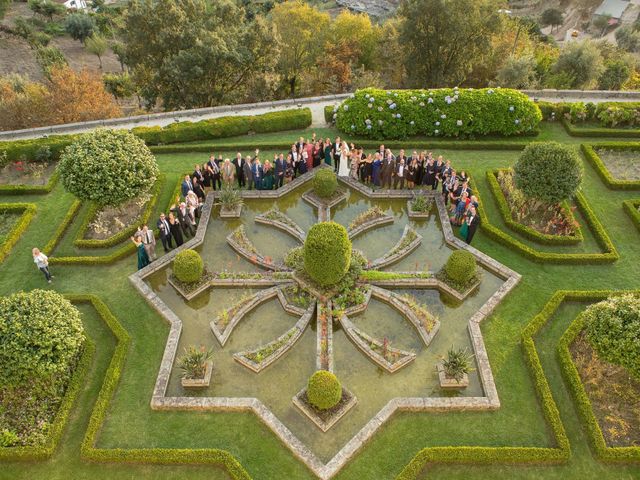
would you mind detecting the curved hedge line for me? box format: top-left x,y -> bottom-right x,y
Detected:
487,169 -> 583,245
581,143 -> 640,190
623,199 -> 640,233
334,88 -> 542,139
0,203 -> 37,264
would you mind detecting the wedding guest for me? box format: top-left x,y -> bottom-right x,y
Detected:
157,212 -> 173,252
394,158 -> 406,189
131,234 -> 150,270
222,158 -> 235,186
252,157 -> 263,190
168,212 -> 184,247
305,140 -> 314,171
243,154 -> 255,190
324,138 -> 333,166
32,247 -> 53,283
333,136 -> 342,173
284,155 -> 294,184
181,174 -> 194,197
407,158 -> 418,189
139,224 -> 156,260
381,153 -> 394,189
208,154 -> 222,191
171,199 -> 196,237
263,160 -> 275,190
464,206 -> 480,244
202,163 -> 213,191
275,153 -> 286,189
233,152 -> 246,188
192,164 -> 204,185
312,141 -> 322,168
372,152 -> 382,187
290,144 -> 299,177
192,177 -> 205,202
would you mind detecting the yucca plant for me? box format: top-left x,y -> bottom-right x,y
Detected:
411,193 -> 433,213
441,346 -> 474,382
218,186 -> 243,209
178,345 -> 213,379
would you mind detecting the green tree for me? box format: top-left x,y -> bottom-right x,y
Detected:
271,0 -> 329,96
34,45 -> 67,79
103,72 -> 136,100
598,60 -> 631,90
615,25 -> 640,52
540,8 -> 563,32
495,55 -> 538,88
551,40 -> 603,88
29,0 -> 66,20
593,14 -> 611,37
85,33 -> 108,68
122,0 -> 278,109
65,13 -> 96,44
398,0 -> 504,87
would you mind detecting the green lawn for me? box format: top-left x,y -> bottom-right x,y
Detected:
1,121 -> 639,480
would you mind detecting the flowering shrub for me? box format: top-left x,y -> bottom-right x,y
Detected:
334,88 -> 542,139
596,103 -> 640,128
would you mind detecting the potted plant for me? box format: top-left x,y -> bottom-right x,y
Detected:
178,345 -> 214,388
437,346 -> 474,389
218,186 -> 243,218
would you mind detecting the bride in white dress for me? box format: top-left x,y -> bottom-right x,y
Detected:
338,141 -> 350,177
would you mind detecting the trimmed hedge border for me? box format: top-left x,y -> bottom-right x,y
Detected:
561,118 -> 640,138
0,169 -> 60,195
622,199 -> 640,233
73,176 -> 165,249
486,169 -> 583,245
0,334 -> 93,461
476,181 -> 618,264
557,294 -> 640,464
42,199 -> 82,256
0,202 -> 37,264
581,143 -> 640,190
398,291 -> 573,479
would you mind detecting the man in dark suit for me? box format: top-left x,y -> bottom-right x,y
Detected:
394,158 -> 406,189
333,136 -> 341,173
171,202 -> 196,237
156,213 -> 173,252
274,153 -> 286,189
381,153 -> 395,189
192,164 -> 204,184
233,152 -> 245,188
208,155 -> 221,191
181,175 -> 194,197
243,154 -> 254,190
465,206 -> 481,244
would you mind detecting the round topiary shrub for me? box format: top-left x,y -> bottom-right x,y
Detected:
513,142 -> 583,204
313,168 -> 338,198
0,290 -> 85,388
59,129 -> 159,206
307,370 -> 342,410
583,294 -> 640,379
444,250 -> 477,285
303,222 -> 351,286
173,249 -> 204,283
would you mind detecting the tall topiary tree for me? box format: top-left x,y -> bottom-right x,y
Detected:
513,141 -> 583,206
59,129 -> 158,206
303,222 -> 351,286
0,290 -> 85,388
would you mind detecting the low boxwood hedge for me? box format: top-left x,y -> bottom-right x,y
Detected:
334,87 -> 541,139
0,169 -> 60,196
623,199 -> 640,233
0,203 -> 37,264
581,143 -> 640,190
487,169 -> 583,245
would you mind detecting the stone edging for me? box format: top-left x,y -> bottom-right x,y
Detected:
210,286 -> 280,346
348,214 -> 394,239
168,275 -> 290,301
219,204 -> 243,218
367,273 -> 480,303
302,189 -> 348,211
341,285 -> 372,316
367,225 -> 422,269
316,302 -> 334,372
226,227 -> 287,271
339,315 -> 416,373
292,387 -> 358,433
233,301 -> 316,373
255,211 -> 306,242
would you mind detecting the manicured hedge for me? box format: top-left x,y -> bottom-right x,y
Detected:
73,176 -> 165,249
303,222 -> 352,286
0,135 -> 77,165
475,182 -> 618,264
334,88 -> 542,139
0,169 -> 60,196
622,199 -> 640,233
0,203 -> 37,264
562,118 -> 640,138
581,143 -> 640,190
487,169 -> 583,245
398,291 -> 574,479
558,295 -> 640,463
324,105 -> 335,124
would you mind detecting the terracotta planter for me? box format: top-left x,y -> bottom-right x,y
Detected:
437,363 -> 469,390
181,360 -> 213,388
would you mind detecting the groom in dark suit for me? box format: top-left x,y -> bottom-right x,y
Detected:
333,136 -> 341,173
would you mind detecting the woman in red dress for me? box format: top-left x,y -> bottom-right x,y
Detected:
305,140 -> 314,171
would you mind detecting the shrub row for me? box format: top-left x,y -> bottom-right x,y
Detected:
476,183 -> 618,264
0,316 -> 94,461
561,119 -> 640,138
558,297 -> 640,463
0,169 -> 60,196
75,295 -> 251,479
537,101 -> 640,137
398,291 -> 573,479
73,176 -> 165,249
0,135 -> 77,166
486,169 -> 583,245
622,199 -> 640,233
131,109 -> 312,146
334,88 -> 542,139
581,143 -> 640,190
0,203 -> 37,264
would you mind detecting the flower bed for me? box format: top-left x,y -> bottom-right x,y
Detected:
226,226 -> 285,271
348,206 -> 392,232
316,302 -> 333,372
332,284 -> 371,316
255,208 -> 306,242
368,225 -> 422,269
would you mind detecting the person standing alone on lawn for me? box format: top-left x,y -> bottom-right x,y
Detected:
32,247 -> 53,283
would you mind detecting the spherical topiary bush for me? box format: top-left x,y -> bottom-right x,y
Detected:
307,370 -> 342,410
173,249 -> 204,283
313,168 -> 338,198
513,142 -> 583,204
583,294 -> 640,379
0,290 -> 85,388
59,129 -> 159,206
444,250 -> 477,285
303,222 -> 351,286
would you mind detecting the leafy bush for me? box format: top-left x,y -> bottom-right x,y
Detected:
303,222 -> 351,286
441,346 -> 474,382
177,345 -> 213,379
218,186 -> 243,209
59,129 -> 158,206
444,250 -> 477,285
0,289 -> 84,388
595,102 -> 640,128
307,370 -> 342,410
173,250 -> 204,284
312,168 -> 338,198
284,246 -> 304,271
334,87 -> 542,139
514,142 -> 583,204
583,294 -> 640,379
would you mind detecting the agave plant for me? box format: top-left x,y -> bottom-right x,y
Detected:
441,346 -> 474,382
410,193 -> 433,213
178,345 -> 213,379
218,186 -> 243,209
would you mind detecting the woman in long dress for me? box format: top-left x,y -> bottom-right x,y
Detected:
131,235 -> 150,270
168,213 -> 184,247
338,142 -> 350,177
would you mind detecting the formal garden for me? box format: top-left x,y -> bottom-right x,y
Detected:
0,88 -> 639,480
